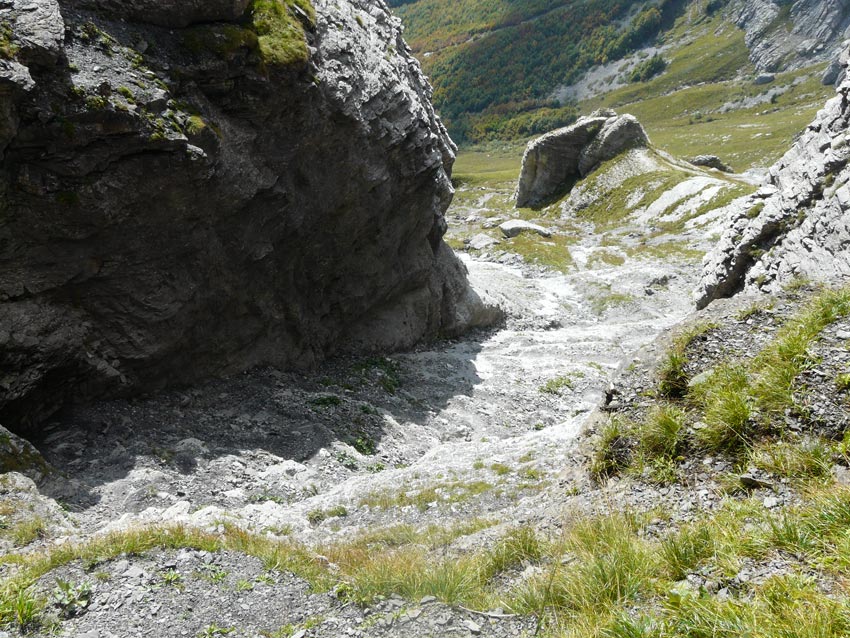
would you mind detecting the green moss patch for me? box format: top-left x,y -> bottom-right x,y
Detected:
182,0 -> 314,67
251,0 -> 315,67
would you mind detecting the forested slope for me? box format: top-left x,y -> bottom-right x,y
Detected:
390,0 -> 688,142
390,0 -> 845,145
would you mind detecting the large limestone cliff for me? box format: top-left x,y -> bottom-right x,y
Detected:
0,0 -> 495,436
734,0 -> 850,76
697,48 -> 850,308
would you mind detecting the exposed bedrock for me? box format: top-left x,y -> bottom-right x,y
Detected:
0,0 -> 498,437
697,48 -> 850,308
734,0 -> 850,74
514,110 -> 649,208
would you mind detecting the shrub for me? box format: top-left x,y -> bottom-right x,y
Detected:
628,54 -> 667,83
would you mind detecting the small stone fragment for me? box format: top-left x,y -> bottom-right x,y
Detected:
739,473 -> 774,490
763,496 -> 780,509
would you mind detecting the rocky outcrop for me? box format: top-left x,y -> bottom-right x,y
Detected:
0,424 -> 52,483
688,155 -> 734,173
734,0 -> 850,74
0,0 -> 493,437
68,0 -> 252,27
498,220 -> 551,239
697,48 -> 850,308
515,110 -> 648,208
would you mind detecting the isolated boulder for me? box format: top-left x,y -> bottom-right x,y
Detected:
697,48 -> 850,307
467,234 -> 500,251
499,220 -> 552,239
0,425 -> 52,483
823,57 -> 844,85
688,155 -> 734,173
515,110 -> 649,208
0,0 -> 495,436
578,114 -> 649,176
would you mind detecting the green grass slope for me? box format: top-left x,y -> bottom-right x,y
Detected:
391,0 -> 834,158
389,0 -> 688,143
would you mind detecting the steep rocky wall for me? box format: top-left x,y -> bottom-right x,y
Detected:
734,0 -> 850,74
697,48 -> 850,308
0,0 -> 495,436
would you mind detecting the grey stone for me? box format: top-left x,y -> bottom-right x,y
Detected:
754,73 -> 775,85
823,58 -> 844,85
498,220 -> 552,239
123,565 -> 147,580
697,47 -> 850,308
11,0 -> 64,65
739,473 -> 774,490
467,234 -> 500,251
833,465 -> 850,486
763,496 -> 780,508
736,1 -> 850,74
515,110 -> 648,207
577,113 -> 649,176
464,619 -> 482,634
688,155 -> 734,173
0,423 -> 52,482
0,0 -> 501,437
72,0 -> 251,27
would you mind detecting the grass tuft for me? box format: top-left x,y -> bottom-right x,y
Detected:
638,405 -> 686,460
591,417 -> 632,481
250,0 -> 314,67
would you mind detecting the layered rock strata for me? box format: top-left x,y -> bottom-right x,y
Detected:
0,0 -> 495,436
735,0 -> 850,75
697,48 -> 850,308
515,110 -> 649,208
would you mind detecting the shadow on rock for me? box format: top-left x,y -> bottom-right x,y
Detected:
31,333 -> 490,517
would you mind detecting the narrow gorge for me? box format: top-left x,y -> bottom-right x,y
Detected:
1,1 -> 850,637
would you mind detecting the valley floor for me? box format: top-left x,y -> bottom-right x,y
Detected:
3,152 -> 850,638
0,154 -> 728,636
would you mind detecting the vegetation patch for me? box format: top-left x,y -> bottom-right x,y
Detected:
539,373 -> 583,395
353,357 -> 402,394
597,286 -> 850,479
628,54 -> 667,83
251,0 -> 315,67
502,233 -> 575,272
359,480 -> 494,512
657,321 -> 718,398
182,0 -> 314,67
0,22 -> 19,60
393,0 -> 688,143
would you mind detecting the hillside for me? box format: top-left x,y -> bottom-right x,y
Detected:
391,0 -> 687,143
391,0 -> 844,154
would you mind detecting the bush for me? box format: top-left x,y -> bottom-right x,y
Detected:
628,54 -> 667,83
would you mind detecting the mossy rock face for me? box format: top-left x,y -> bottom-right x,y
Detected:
0,425 -> 52,483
